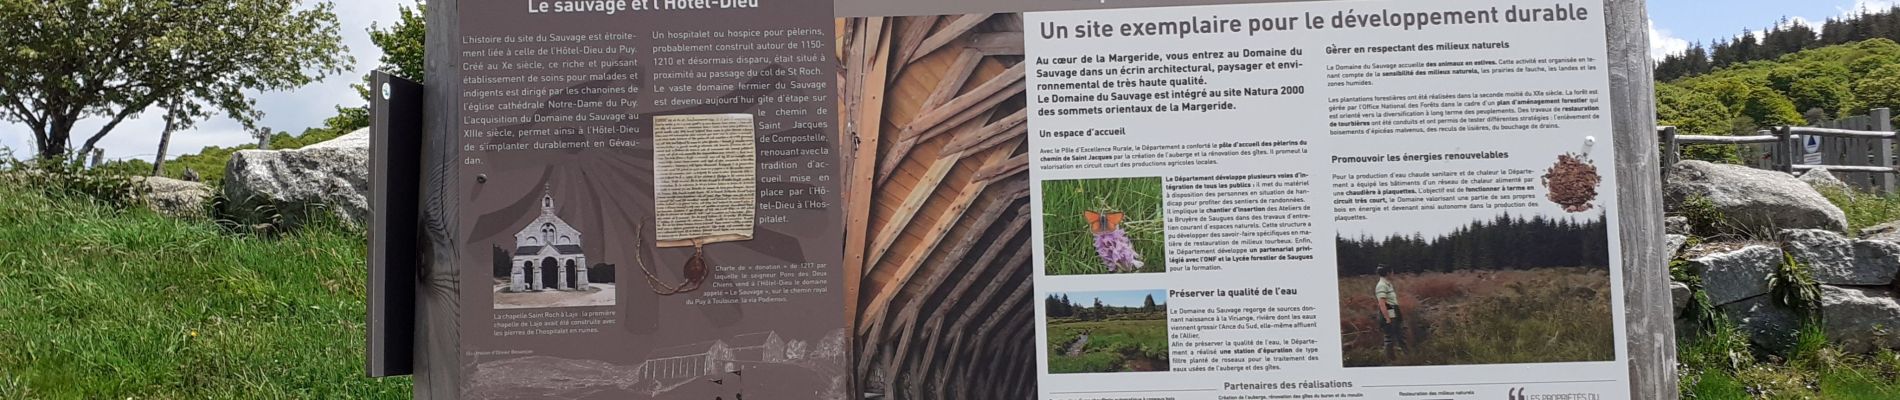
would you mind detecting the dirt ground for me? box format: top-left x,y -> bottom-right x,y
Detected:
493,283 -> 617,309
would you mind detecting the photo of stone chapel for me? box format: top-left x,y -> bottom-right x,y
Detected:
492,186 -> 617,309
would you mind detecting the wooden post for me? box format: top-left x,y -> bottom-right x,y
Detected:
1827,126 -> 1844,172
1605,1 -> 1678,398
1850,117 -> 1870,190
1660,126 -> 1679,169
1876,108 -> 1894,195
417,0 -> 462,398
1776,126 -> 1794,173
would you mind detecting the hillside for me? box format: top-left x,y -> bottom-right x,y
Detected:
97,115 -> 363,186
0,179 -> 408,398
1657,39 -> 1900,162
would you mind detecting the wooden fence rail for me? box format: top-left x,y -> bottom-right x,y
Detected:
1660,108 -> 1896,194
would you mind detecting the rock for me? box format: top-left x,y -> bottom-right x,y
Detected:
1862,220 -> 1900,243
1820,285 -> 1900,353
1666,234 -> 1689,258
1782,229 -> 1900,286
1798,167 -> 1852,195
1666,160 -> 1848,233
1719,295 -> 1804,353
1692,245 -> 1781,306
1665,216 -> 1691,236
223,128 -> 369,227
134,176 -> 212,218
1671,281 -> 1692,316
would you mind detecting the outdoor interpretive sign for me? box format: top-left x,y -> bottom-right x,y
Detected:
445,0 -> 848,397
402,0 -> 1670,398
1023,0 -> 1642,399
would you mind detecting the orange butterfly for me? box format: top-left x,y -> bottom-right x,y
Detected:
1083,210 -> 1126,233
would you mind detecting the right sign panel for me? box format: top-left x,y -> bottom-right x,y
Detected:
1026,1 -> 1630,399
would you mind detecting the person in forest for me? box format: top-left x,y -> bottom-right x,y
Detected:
1374,265 -> 1405,360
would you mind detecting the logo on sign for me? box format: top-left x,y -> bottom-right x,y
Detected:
1806,135 -> 1822,153
1507,387 -> 1601,400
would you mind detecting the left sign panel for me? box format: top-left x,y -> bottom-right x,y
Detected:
453,0 -> 848,397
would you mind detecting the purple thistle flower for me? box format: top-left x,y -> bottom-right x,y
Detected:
1093,228 -> 1145,273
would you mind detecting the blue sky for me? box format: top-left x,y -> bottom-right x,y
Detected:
1648,0 -> 1899,58
1056,289 -> 1168,308
4,1 -> 1898,163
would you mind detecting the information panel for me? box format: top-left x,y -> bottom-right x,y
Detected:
451,0 -> 847,397
427,0 -> 1645,398
1024,0 -> 1631,399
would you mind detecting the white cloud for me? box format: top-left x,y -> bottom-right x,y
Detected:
0,0 -> 404,162
1846,0 -> 1900,16
1649,20 -> 1691,60
1655,0 -> 1899,61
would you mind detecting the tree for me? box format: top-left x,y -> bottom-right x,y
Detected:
1741,88 -> 1807,127
364,3 -> 426,90
1853,64 -> 1900,122
1767,65 -> 1853,118
327,2 -> 428,133
1336,213 -> 1611,276
0,0 -> 352,159
1142,294 -> 1157,313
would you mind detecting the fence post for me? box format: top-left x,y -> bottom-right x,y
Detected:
1776,126 -> 1794,173
1878,108 -> 1895,195
1661,126 -> 1679,168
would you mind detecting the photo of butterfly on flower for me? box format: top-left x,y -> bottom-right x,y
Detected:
1041,177 -> 1167,275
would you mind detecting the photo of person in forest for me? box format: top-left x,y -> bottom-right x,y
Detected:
1373,265 -> 1405,360
1337,211 -> 1616,368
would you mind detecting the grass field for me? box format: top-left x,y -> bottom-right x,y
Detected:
0,180 -> 410,398
1046,318 -> 1170,374
1676,318 -> 1900,400
1041,177 -> 1166,275
1338,267 -> 1616,367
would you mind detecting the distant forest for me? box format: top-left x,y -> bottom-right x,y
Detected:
1655,38 -> 1900,162
1336,213 -> 1610,277
1656,6 -> 1900,81
1044,293 -> 1165,321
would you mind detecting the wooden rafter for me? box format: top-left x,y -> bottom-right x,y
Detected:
889,15 -> 941,81
862,110 -> 994,272
908,13 -> 994,64
843,16 -> 891,339
942,109 -> 1025,155
968,32 -> 1025,56
877,49 -> 985,186
975,153 -> 1028,184
901,63 -> 1025,141
860,141 -> 1020,337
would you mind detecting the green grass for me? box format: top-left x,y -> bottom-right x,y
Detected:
1046,319 -> 1169,374
1041,177 -> 1166,275
1673,267 -> 1900,399
0,180 -> 410,398
1819,187 -> 1900,234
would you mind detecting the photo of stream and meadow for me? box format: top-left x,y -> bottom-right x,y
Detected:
1045,289 -> 1170,374
1336,212 -> 1616,368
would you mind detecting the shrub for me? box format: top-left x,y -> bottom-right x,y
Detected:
1,151 -> 141,211
1768,252 -> 1822,320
